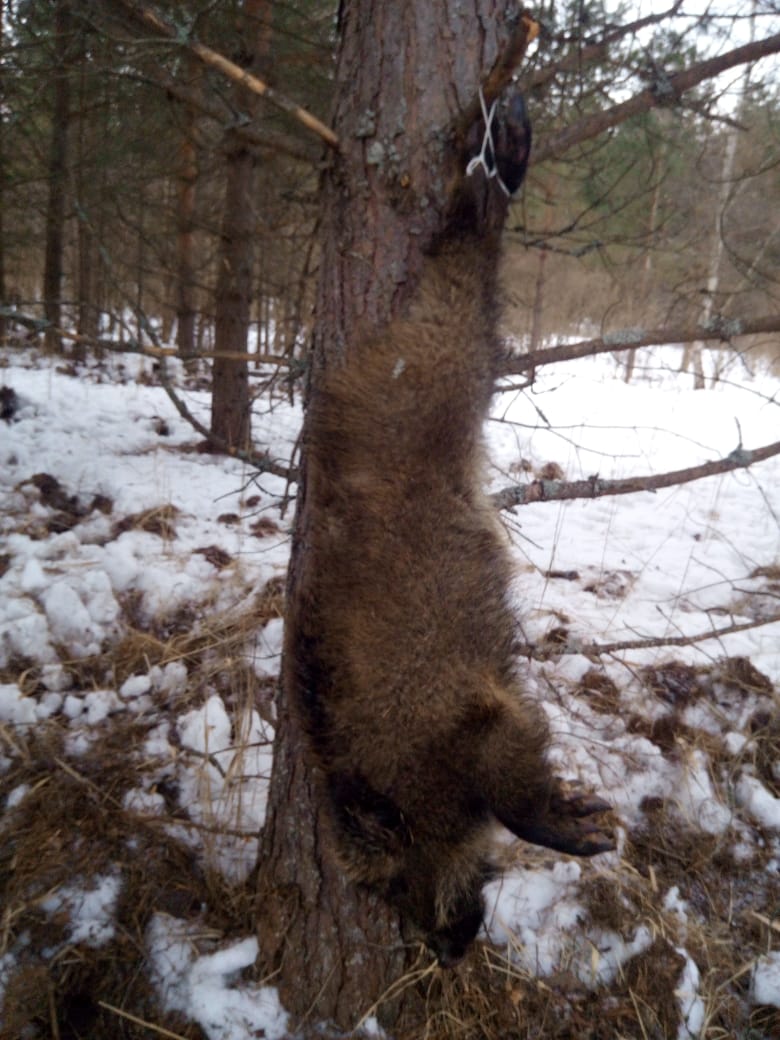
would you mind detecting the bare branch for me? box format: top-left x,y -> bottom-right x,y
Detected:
145,66 -> 318,164
519,611 -> 780,659
482,13 -> 540,104
503,314 -> 780,375
156,360 -> 299,483
458,12 -> 539,134
533,31 -> 780,164
492,440 -> 780,510
0,310 -> 293,366
113,0 -> 339,150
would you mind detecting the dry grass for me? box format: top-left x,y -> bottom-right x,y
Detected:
0,578 -> 283,1039
1,559 -> 778,1039
0,720 -> 212,1038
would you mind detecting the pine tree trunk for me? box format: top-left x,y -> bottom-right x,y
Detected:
75,40 -> 96,359
625,150 -> 663,383
256,1 -> 517,1032
0,0 -> 6,346
686,9 -> 755,388
210,0 -> 272,451
175,55 -> 199,361
43,0 -> 71,353
211,141 -> 253,447
135,179 -> 146,346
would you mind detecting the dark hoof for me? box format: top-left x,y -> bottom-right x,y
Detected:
494,93 -> 532,195
512,778 -> 617,857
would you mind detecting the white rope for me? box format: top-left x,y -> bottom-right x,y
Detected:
465,87 -> 511,197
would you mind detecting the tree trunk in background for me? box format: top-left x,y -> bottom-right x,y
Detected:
625,158 -> 663,383
210,0 -> 272,450
211,143 -> 253,447
75,35 -> 96,360
0,0 -> 6,345
682,130 -> 738,389
682,3 -> 755,389
43,0 -> 71,352
256,1 -> 513,1032
528,175 -> 557,356
135,178 -> 146,345
175,55 -> 199,361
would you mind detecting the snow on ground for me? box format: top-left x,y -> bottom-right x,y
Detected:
1,342 -> 779,1035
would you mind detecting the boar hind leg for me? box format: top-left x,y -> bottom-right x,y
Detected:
477,702 -> 615,857
498,779 -> 615,856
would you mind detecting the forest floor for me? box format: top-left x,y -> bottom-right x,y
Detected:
0,340 -> 779,1039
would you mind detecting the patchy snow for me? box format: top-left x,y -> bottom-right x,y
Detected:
0,342 -> 778,1037
40,873 -> 123,949
148,914 -> 290,1040
752,951 -> 780,1008
737,774 -> 780,831
676,949 -> 706,1038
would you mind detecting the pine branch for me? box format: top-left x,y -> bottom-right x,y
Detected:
1,308 -> 298,480
155,359 -> 298,483
457,12 -> 539,136
142,65 -> 317,163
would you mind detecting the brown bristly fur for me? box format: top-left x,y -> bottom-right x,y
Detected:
288,96 -> 612,965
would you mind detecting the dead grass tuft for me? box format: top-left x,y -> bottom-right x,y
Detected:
749,711 -> 780,796
193,544 -> 234,569
249,516 -> 282,538
0,708 -> 259,1039
391,945 -> 559,1040
578,668 -> 622,714
112,504 -> 180,540
386,931 -> 701,1040
714,655 -> 774,697
640,661 -> 705,707
625,710 -> 701,754
583,568 -> 636,600
0,568 -> 284,1038
624,797 -> 780,1038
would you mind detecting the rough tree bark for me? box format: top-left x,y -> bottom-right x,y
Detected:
256,1 -> 528,1033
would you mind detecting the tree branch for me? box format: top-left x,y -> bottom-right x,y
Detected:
143,65 -> 318,164
492,439 -> 780,511
532,32 -> 780,164
519,611 -> 780,659
113,0 -> 339,150
457,12 -> 539,134
1,308 -> 298,480
155,361 -> 299,483
0,310 -> 293,366
503,314 -> 780,375
525,1 -> 684,93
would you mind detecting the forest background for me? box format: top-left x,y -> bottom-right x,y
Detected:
2,0 -> 780,414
